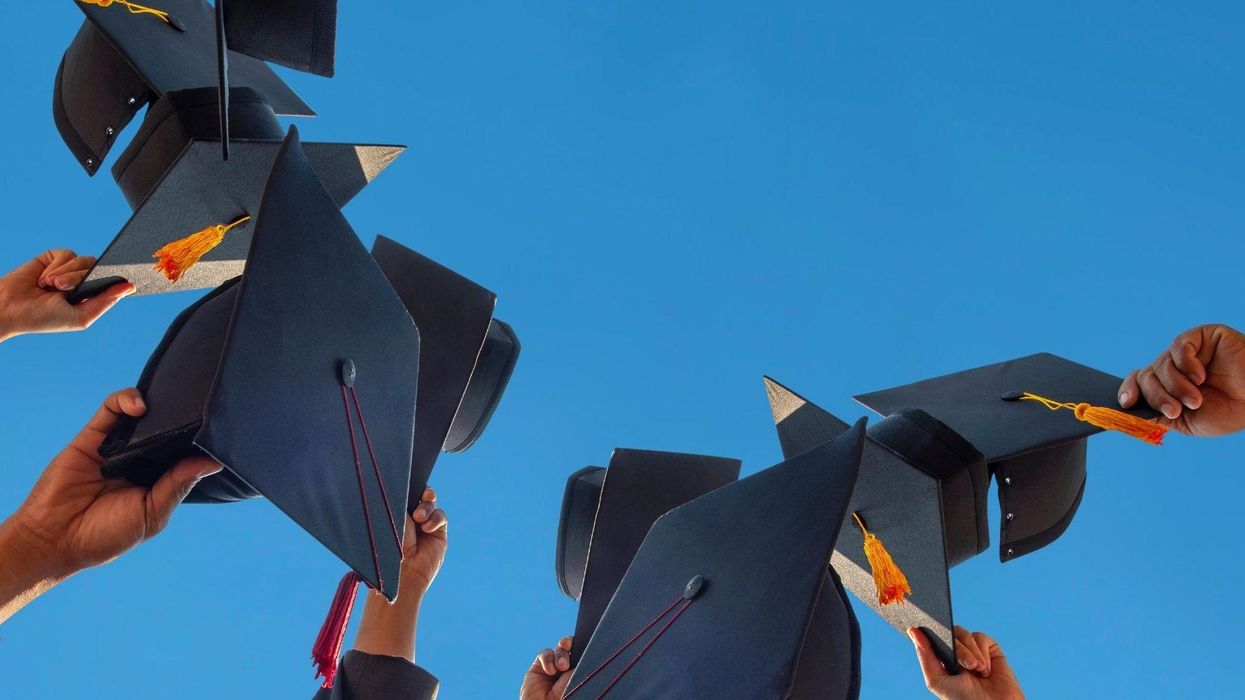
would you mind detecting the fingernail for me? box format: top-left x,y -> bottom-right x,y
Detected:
132,395 -> 147,412
1119,391 -> 1129,405
1184,397 -> 1200,410
54,277 -> 72,291
1162,403 -> 1179,419
959,657 -> 977,669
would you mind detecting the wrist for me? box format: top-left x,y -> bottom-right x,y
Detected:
0,515 -> 74,582
0,517 -> 73,623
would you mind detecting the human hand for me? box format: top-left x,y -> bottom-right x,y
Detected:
910,626 -> 1024,700
403,487 -> 449,594
0,388 -> 221,622
1119,324 -> 1245,437
353,488 -> 448,661
521,636 -> 574,700
0,250 -> 133,342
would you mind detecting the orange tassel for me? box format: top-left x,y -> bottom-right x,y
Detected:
1018,393 -> 1167,446
852,512 -> 911,606
78,0 -> 172,23
152,216 -> 251,282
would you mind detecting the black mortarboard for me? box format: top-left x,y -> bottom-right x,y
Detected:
221,0 -> 337,75
555,450 -> 741,667
370,237 -> 520,505
98,127 -> 419,599
67,87 -> 402,303
766,377 -> 990,674
854,352 -> 1162,562
56,0 -> 313,175
214,0 -> 339,157
566,423 -> 867,700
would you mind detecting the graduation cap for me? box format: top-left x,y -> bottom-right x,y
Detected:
854,352 -> 1163,562
56,0 -> 314,174
98,127 -> 419,605
765,377 -> 990,675
553,450 -> 741,666
565,422 -> 867,700
220,0 -> 337,76
66,86 -> 402,303
214,0 -> 339,158
370,236 -> 521,504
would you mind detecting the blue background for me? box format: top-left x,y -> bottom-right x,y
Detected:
2,2 -> 1243,698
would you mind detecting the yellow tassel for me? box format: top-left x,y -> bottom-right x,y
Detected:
78,0 -> 172,23
852,512 -> 911,606
152,216 -> 251,283
1018,393 -> 1167,446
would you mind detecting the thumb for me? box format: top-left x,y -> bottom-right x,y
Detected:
146,457 -> 222,537
908,628 -> 949,689
73,281 -> 135,329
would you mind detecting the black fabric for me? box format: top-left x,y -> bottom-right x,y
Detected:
58,0 -> 313,173
570,450 -> 741,666
224,0 -> 338,77
789,572 -> 862,700
868,409 -> 989,566
571,422 -> 866,700
53,22 -> 152,175
68,112 -> 403,303
195,127 -> 419,599
370,236 -> 497,506
99,278 -> 255,502
854,352 -> 1158,562
112,87 -> 285,209
443,319 -> 521,453
555,466 -> 605,600
995,441 -> 1087,561
102,128 -> 419,599
767,378 -> 989,674
311,651 -> 439,700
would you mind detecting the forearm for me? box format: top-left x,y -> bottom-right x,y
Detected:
0,517 -> 70,623
351,583 -> 427,662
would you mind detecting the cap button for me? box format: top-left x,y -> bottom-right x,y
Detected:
339,358 -> 357,387
1005,512 -> 1015,521
1005,547 -> 1015,557
1000,391 -> 1025,401
683,575 -> 705,600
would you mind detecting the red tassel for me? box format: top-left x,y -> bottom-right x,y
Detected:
311,572 -> 361,689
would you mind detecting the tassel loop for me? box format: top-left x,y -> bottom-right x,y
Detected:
152,215 -> 251,282
311,572 -> 362,689
78,0 -> 172,23
1018,392 -> 1166,445
852,512 -> 911,606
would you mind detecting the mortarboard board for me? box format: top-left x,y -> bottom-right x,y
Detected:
98,126 -> 419,600
565,422 -> 868,700
56,0 -> 314,175
555,450 -> 741,667
214,0 -> 339,158
765,377 -> 990,674
854,352 -> 1162,562
370,236 -> 520,505
66,87 -> 402,303
221,0 -> 337,76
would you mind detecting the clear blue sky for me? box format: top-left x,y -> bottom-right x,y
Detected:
2,2 -> 1243,698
